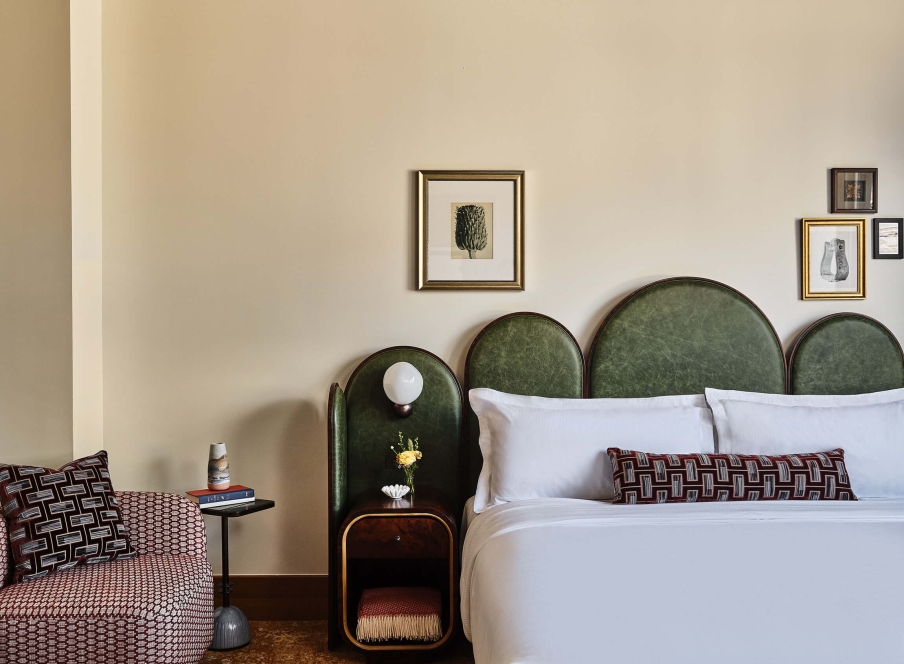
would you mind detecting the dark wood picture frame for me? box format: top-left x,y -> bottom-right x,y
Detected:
831,167 -> 878,214
873,218 -> 903,259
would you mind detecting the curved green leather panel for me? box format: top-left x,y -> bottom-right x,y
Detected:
327,383 -> 346,649
588,278 -> 785,397
345,348 -> 463,510
789,314 -> 904,395
465,314 -> 584,496
329,384 -> 348,530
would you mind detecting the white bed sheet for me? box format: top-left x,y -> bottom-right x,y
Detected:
461,497 -> 904,664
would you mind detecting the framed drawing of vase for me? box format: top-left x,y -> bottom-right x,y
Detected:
417,170 -> 524,290
801,218 -> 866,300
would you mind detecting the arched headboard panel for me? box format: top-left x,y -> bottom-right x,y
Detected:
587,278 -> 785,397
464,313 -> 584,497
327,347 -> 462,648
343,347 -> 464,509
788,314 -> 904,395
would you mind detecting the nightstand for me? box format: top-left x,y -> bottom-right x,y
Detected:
337,487 -> 458,657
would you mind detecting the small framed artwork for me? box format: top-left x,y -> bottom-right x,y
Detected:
873,218 -> 904,259
801,218 -> 866,300
831,168 -> 877,214
417,170 -> 524,290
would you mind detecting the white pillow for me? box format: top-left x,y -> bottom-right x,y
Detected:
705,387 -> 904,498
469,388 -> 716,513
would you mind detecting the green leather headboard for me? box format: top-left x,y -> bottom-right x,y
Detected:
788,313 -> 904,395
464,313 -> 584,496
588,278 -> 785,397
326,347 -> 462,648
326,383 -> 346,649
341,346 -> 463,507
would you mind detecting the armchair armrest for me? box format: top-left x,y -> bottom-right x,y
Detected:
0,508 -> 9,590
117,491 -> 207,558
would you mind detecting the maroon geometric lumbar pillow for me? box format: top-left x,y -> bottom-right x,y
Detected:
0,450 -> 137,582
608,447 -> 856,504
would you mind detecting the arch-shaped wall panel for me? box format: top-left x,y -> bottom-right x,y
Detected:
344,347 -> 463,509
788,314 -> 904,395
588,278 -> 785,397
464,313 -> 583,496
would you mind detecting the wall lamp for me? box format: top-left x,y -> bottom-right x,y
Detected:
383,362 -> 423,418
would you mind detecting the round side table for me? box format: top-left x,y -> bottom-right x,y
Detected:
201,498 -> 275,650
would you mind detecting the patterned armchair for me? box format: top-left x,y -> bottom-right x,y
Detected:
0,492 -> 213,664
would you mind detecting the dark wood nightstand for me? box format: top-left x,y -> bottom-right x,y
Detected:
337,487 -> 458,658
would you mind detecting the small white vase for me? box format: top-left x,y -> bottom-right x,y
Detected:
208,443 -> 230,491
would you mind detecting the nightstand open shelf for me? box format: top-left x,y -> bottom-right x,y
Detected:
337,488 -> 458,656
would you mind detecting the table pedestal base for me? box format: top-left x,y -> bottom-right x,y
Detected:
210,605 -> 251,651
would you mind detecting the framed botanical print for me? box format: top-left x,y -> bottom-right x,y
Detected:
417,170 -> 524,290
873,218 -> 903,259
801,218 -> 866,300
831,168 -> 877,214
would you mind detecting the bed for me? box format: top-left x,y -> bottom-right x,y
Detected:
330,277 -> 904,662
461,497 -> 904,664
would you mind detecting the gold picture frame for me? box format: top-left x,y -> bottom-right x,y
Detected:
417,170 -> 524,290
801,218 -> 866,300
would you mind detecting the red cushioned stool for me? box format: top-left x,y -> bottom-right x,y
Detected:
356,586 -> 442,643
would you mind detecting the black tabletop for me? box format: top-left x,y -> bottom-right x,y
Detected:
200,499 -> 275,517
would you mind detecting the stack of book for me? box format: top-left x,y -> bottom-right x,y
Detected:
186,485 -> 254,507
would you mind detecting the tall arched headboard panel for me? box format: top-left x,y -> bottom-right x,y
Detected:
464,313 -> 584,497
343,346 -> 464,506
788,313 -> 904,395
587,278 -> 786,397
327,346 -> 463,648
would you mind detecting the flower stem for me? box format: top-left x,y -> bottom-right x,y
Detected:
404,466 -> 415,495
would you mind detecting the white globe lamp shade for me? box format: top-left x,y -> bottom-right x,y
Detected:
383,362 -> 423,417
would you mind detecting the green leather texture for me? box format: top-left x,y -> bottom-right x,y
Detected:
326,383 -> 346,649
329,384 -> 348,531
465,314 -> 584,496
345,348 -> 463,510
588,278 -> 785,397
790,315 -> 904,394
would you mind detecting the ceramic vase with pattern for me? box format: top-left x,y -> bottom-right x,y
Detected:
207,443 -> 231,491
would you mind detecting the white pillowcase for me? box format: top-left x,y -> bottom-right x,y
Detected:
469,388 -> 716,513
705,387 -> 904,498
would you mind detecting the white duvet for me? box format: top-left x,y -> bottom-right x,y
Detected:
461,497 -> 904,664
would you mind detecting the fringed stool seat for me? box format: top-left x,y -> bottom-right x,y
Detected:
356,586 -> 443,643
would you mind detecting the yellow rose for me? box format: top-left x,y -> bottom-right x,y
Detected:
396,450 -> 419,467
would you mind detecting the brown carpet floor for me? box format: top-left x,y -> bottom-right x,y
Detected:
200,621 -> 475,664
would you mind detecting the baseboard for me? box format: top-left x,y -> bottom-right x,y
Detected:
213,574 -> 328,620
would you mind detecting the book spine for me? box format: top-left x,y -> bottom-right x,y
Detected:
196,489 -> 254,505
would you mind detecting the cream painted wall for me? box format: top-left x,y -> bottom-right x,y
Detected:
71,0 -> 105,459
0,0 -> 73,467
102,0 -> 904,574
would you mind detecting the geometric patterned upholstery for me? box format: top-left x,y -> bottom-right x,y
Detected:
117,491 -> 207,558
0,506 -> 9,590
0,491 -> 213,664
609,448 -> 856,504
0,452 -> 137,583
